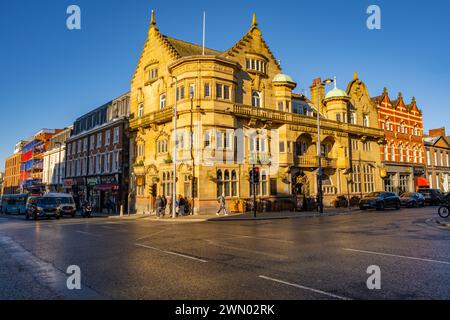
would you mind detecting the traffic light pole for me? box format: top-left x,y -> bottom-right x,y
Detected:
253,164 -> 257,218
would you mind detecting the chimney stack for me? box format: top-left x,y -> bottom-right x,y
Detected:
429,127 -> 446,137
310,78 -> 325,111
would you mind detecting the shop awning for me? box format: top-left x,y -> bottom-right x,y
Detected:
416,177 -> 430,188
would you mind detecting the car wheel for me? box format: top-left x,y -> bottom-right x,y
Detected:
25,214 -> 29,220
376,203 -> 384,211
33,214 -> 38,221
396,203 -> 401,210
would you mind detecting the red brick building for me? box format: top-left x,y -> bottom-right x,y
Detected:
372,88 -> 426,193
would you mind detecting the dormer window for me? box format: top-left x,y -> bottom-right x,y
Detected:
246,58 -> 267,74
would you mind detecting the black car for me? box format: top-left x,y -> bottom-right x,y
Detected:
25,197 -> 61,220
400,192 -> 425,208
359,192 -> 401,211
417,189 -> 444,206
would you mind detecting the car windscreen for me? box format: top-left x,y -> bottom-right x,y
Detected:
55,197 -> 74,204
402,193 -> 414,197
35,197 -> 58,205
366,192 -> 381,197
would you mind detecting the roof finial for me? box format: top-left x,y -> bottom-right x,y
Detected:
252,13 -> 258,27
383,87 -> 388,95
334,76 -> 337,89
353,71 -> 358,80
398,92 -> 402,98
150,10 -> 156,26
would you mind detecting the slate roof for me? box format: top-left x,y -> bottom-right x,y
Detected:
163,36 -> 223,57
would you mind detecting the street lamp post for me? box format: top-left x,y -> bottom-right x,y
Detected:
54,142 -> 62,192
316,78 -> 334,214
172,76 -> 178,219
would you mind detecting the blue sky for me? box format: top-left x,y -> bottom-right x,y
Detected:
1,0 -> 449,170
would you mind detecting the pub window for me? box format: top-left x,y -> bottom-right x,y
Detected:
217,169 -> 237,197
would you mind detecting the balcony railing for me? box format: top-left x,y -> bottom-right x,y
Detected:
130,108 -> 174,130
233,104 -> 383,138
295,155 -> 336,168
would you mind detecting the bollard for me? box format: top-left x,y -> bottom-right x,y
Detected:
120,205 -> 123,217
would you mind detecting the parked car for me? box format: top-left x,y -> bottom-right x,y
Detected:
418,189 -> 444,206
45,193 -> 76,217
359,192 -> 401,211
25,196 -> 61,220
400,192 -> 425,208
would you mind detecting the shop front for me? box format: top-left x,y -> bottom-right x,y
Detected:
88,175 -> 120,214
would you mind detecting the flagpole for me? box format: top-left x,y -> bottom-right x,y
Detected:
202,11 -> 206,55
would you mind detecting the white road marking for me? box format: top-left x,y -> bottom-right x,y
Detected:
344,248 -> 450,265
219,233 -> 295,244
135,228 -> 169,241
75,230 -> 99,237
100,226 -> 116,230
205,239 -> 286,260
259,275 -> 351,300
135,243 -> 207,263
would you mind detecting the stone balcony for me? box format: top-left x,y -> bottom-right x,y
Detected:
233,104 -> 384,138
295,155 -> 337,168
129,108 -> 174,130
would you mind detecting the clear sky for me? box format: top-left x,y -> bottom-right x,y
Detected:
1,0 -> 449,170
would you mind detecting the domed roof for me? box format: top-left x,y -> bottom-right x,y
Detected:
325,79 -> 349,99
273,73 -> 295,84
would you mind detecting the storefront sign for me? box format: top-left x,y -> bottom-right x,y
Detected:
87,177 -> 100,187
64,179 -> 74,187
101,175 -> 118,184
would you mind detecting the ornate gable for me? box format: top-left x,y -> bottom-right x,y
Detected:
222,14 -> 281,73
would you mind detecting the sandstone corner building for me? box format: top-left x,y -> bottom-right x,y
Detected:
128,12 -> 391,215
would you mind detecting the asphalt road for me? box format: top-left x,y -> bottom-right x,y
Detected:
0,206 -> 449,300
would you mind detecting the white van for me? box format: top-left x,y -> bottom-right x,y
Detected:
44,193 -> 77,217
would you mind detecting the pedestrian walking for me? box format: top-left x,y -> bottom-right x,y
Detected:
178,195 -> 186,217
155,195 -> 163,219
161,195 -> 167,215
216,193 -> 228,216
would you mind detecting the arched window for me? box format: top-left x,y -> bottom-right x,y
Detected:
391,144 -> 396,161
160,93 -> 166,109
252,91 -> 261,108
363,114 -> 369,127
138,103 -> 144,117
399,144 -> 403,162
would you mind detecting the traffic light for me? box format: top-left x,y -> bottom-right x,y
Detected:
249,167 -> 260,184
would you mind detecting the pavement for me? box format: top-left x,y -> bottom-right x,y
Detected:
107,207 -> 361,222
0,206 -> 449,300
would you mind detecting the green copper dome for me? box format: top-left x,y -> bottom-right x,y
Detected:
273,73 -> 295,84
325,87 -> 348,99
